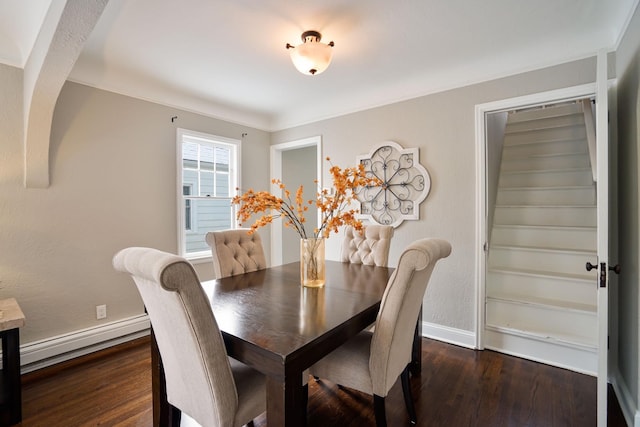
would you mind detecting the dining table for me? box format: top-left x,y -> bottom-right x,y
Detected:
150,260 -> 422,426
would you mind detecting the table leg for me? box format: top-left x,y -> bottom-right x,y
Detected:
266,374 -> 307,426
410,307 -> 422,375
151,328 -> 181,427
2,328 -> 21,426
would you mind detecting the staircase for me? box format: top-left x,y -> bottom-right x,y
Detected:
485,102 -> 598,375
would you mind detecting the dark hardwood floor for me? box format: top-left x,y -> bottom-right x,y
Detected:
18,336 -> 627,426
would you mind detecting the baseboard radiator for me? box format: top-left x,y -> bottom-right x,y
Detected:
2,314 -> 150,374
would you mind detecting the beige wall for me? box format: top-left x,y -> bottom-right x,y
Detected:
281,145 -> 318,264
0,79 -> 270,344
272,57 -> 597,333
615,1 -> 640,420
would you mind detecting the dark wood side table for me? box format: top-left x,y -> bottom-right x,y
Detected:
0,298 -> 25,427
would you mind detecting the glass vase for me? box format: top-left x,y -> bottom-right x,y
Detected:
300,238 -> 326,287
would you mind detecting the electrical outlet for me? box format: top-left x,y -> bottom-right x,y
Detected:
96,304 -> 107,320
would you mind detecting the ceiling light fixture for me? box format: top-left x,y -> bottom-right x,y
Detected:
286,31 -> 334,76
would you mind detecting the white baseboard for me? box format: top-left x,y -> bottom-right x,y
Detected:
16,314 -> 150,373
610,367 -> 640,427
422,321 -> 477,349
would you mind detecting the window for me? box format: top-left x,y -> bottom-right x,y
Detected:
177,129 -> 240,260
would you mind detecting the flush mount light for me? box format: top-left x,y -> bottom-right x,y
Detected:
286,30 -> 334,75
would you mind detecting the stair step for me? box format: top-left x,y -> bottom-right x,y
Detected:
500,152 -> 591,171
496,185 -> 595,205
486,298 -> 597,347
501,138 -> 587,160
507,103 -> 584,123
505,113 -> 585,133
485,325 -> 597,353
499,168 -> 593,188
483,327 -> 597,374
487,268 -> 595,306
500,152 -> 590,171
504,125 -> 587,146
490,224 -> 596,250
488,245 -> 596,276
493,205 -> 596,227
487,294 -> 596,313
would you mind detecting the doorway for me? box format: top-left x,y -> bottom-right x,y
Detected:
270,136 -> 322,266
475,84 -> 601,370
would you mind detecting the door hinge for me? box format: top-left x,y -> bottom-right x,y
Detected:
483,242 -> 488,252
608,335 -> 610,350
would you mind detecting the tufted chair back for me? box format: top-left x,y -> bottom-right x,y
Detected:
308,238 -> 451,426
341,225 -> 394,267
113,247 -> 266,426
206,229 -> 267,279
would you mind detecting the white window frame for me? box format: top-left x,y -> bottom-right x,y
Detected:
177,128 -> 241,262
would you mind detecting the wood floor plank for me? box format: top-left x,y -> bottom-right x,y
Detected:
18,336 -> 626,426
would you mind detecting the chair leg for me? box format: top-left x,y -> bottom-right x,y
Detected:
401,366 -> 417,424
373,395 -> 387,427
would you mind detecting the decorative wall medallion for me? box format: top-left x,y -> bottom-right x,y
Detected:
355,141 -> 430,227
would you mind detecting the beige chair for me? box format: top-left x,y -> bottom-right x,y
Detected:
310,238 -> 451,427
341,225 -> 394,267
206,229 -> 267,279
113,247 -> 266,427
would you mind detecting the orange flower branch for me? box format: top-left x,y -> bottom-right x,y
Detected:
232,158 -> 381,240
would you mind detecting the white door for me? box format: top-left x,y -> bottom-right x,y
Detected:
594,49 -> 610,427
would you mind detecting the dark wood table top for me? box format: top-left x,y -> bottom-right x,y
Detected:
200,261 -> 394,379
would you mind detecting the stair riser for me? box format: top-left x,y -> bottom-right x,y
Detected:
494,206 -> 596,227
489,247 -> 595,276
486,270 -> 596,306
490,226 -> 596,251
504,126 -> 587,146
496,187 -> 595,205
499,169 -> 593,188
505,113 -> 585,133
486,299 -> 597,344
501,139 -> 587,160
507,103 -> 583,123
483,329 -> 597,375
501,154 -> 590,172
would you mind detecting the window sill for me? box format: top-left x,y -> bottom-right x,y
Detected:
186,254 -> 213,265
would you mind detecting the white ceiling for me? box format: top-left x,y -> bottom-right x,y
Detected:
1,0 -> 638,131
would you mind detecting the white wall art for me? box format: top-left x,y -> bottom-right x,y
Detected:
355,141 -> 431,227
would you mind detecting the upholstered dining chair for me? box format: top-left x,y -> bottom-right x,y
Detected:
206,229 -> 267,279
113,247 -> 266,427
310,238 -> 452,427
341,225 -> 394,267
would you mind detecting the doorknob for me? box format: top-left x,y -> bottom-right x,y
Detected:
586,262 -> 621,274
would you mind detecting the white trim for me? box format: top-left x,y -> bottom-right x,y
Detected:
474,83 -> 598,352
421,321 -> 477,349
610,367 -> 640,427
595,49 -> 610,427
270,136 -> 322,266
474,102 -> 488,350
15,314 -> 150,373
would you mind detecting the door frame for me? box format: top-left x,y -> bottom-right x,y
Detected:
474,83 -> 597,350
270,136 -> 323,266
